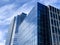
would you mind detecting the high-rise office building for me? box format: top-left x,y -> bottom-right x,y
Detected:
6,2 -> 60,45
5,13 -> 27,45
48,6 -> 60,45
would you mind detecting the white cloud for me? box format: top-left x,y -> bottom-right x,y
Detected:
14,1 -> 36,15
0,40 -> 6,45
0,0 -> 60,45
0,31 -> 3,40
0,0 -> 58,34
0,3 -> 15,19
0,2 -> 32,45
0,3 -> 21,26
0,30 -> 7,45
0,30 -> 7,41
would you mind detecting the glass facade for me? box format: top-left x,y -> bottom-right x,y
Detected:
17,5 -> 37,45
37,3 -> 51,45
5,13 -> 27,45
16,3 -> 51,45
13,3 -> 52,45
6,2 -> 60,45
13,13 -> 27,45
49,5 -> 60,45
15,13 -> 26,33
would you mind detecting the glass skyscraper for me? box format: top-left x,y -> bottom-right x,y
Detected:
6,2 -> 60,45
49,6 -> 60,45
5,13 -> 27,45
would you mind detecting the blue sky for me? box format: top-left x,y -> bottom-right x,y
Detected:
0,0 -> 60,45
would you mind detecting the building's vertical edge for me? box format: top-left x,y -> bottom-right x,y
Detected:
37,2 -> 38,45
5,17 -> 16,45
10,17 -> 17,45
48,6 -> 52,45
45,6 -> 52,45
9,17 -> 16,45
34,2 -> 38,45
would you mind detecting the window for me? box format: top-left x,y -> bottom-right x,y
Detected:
59,36 -> 60,42
55,27 -> 57,34
59,16 -> 60,20
53,13 -> 55,18
51,13 -> 57,19
55,8 -> 56,13
51,19 -> 53,25
15,28 -> 18,33
50,6 -> 52,11
56,35 -> 59,45
14,38 -> 17,41
58,29 -> 60,35
50,12 -> 53,17
52,26 -> 54,33
54,20 -> 56,26
56,21 -> 58,26
38,35 -> 44,42
57,9 -> 59,14
50,6 -> 54,12
53,34 -> 56,43
55,14 -> 57,19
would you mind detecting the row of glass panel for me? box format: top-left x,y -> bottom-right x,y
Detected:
53,34 -> 60,45
49,6 -> 60,14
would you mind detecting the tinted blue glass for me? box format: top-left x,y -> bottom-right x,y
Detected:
13,13 -> 26,45
15,13 -> 26,33
17,6 -> 37,45
53,34 -> 56,43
